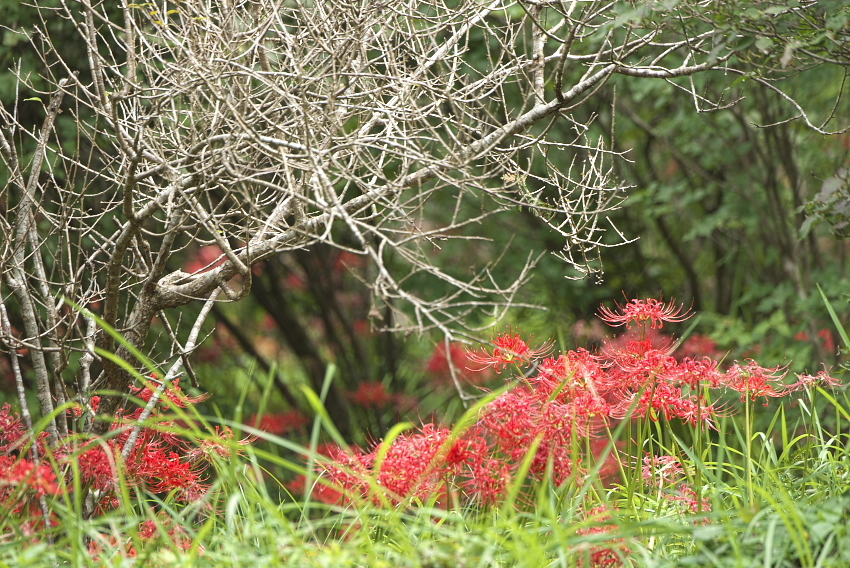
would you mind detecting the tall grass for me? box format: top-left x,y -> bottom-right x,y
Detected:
1,377 -> 847,568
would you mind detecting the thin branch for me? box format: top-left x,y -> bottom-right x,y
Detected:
121,289 -> 221,460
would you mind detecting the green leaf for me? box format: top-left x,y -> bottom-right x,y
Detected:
809,521 -> 834,541
732,36 -> 755,51
755,37 -> 773,52
799,215 -> 819,239
300,384 -> 347,448
818,284 -> 850,350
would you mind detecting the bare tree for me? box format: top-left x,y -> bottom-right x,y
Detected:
0,0 -> 846,438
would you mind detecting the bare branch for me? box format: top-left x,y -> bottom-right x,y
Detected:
1,0 -> 843,435
121,289 -> 221,460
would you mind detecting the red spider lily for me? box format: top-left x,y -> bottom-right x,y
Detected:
679,334 -> 721,358
443,428 -> 490,468
310,442 -> 384,503
131,377 -> 210,409
478,388 -> 538,459
605,347 -> 679,390
664,483 -> 711,515
314,424 -> 500,506
0,404 -> 26,453
532,403 -> 579,465
722,360 -> 789,401
467,331 -> 552,372
610,382 -> 717,429
138,516 -> 195,552
642,454 -> 686,487
76,443 -> 120,493
0,368 -> 249,549
576,506 -> 629,568
663,357 -> 725,389
427,342 -> 492,386
308,294 -> 838,515
315,444 -> 375,504
88,534 -> 138,560
370,424 -> 454,502
464,457 -> 512,505
602,328 -> 675,358
186,426 -> 256,461
598,298 -> 692,329
287,474 -> 348,505
782,369 -> 843,393
0,457 -> 62,497
248,410 -> 310,436
533,349 -> 605,400
347,381 -> 394,409
136,445 -> 207,497
819,328 -> 836,353
73,432 -> 211,502
479,387 -> 599,485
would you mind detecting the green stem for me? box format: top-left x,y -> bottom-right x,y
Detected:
744,392 -> 754,508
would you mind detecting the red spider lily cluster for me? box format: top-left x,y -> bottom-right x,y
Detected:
88,514 -> 195,559
795,328 -> 836,353
347,381 -> 395,409
641,453 -> 709,515
576,506 -> 629,568
427,343 -> 493,386
248,410 -> 310,436
467,331 -> 553,372
345,381 -> 419,412
0,378 -> 250,545
307,297 -> 841,515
